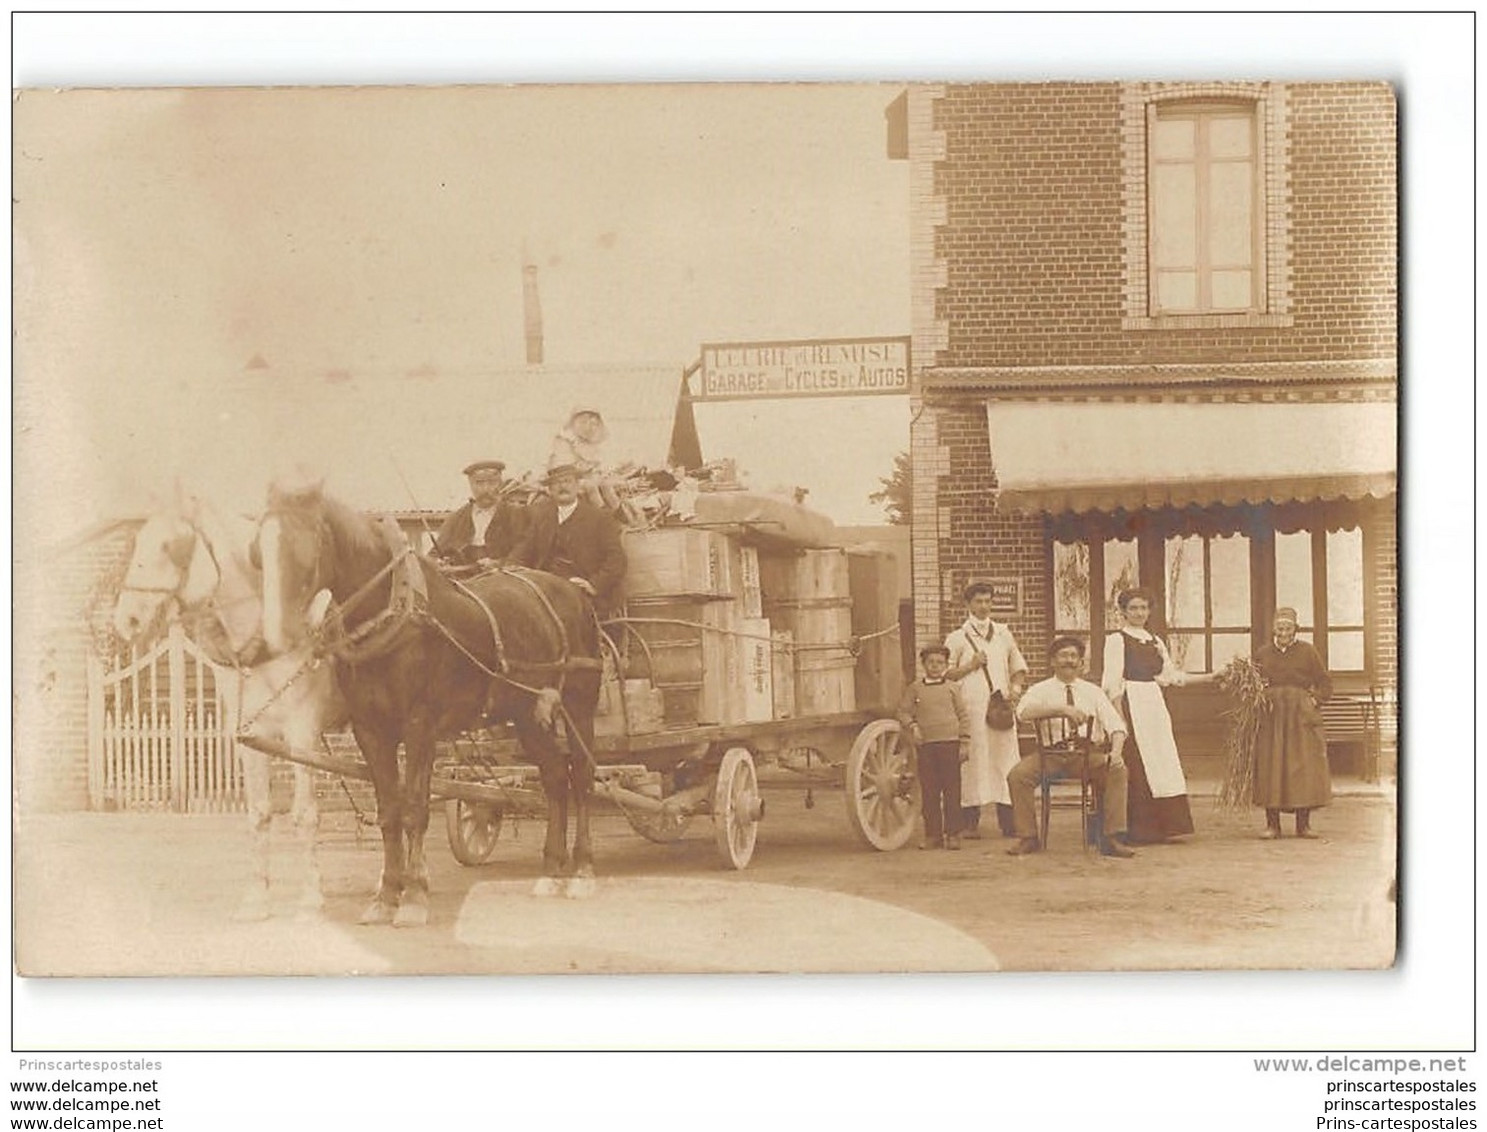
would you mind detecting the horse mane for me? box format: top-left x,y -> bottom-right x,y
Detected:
269,484 -> 396,590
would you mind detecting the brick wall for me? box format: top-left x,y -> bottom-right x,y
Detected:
15,524 -> 137,813
911,399 -> 1050,671
933,81 -> 1396,369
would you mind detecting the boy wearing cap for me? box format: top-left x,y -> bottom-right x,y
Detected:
898,645 -> 971,849
434,460 -> 526,568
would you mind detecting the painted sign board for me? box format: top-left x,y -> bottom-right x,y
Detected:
984,578 -> 1023,618
696,336 -> 910,401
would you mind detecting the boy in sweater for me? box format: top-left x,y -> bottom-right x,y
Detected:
898,645 -> 972,849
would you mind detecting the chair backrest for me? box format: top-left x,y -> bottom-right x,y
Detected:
1033,714 -> 1093,752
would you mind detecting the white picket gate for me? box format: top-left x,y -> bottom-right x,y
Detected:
87,623 -> 246,813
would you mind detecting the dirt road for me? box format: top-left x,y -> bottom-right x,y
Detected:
14,777 -> 1395,977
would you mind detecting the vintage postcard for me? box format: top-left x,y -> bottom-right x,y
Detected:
13,80 -> 1397,980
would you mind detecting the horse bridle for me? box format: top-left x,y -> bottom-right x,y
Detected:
121,517 -> 265,668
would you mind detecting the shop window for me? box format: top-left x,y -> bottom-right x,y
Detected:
1149,101 -> 1262,315
1050,503 -> 1373,682
1275,526 -> 1366,672
1165,532 -> 1251,673
1052,541 -> 1092,646
1103,538 -> 1140,629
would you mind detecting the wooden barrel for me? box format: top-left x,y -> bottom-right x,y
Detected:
759,549 -> 856,717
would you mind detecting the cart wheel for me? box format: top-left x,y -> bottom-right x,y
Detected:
622,802 -> 693,844
845,719 -> 919,851
712,747 -> 763,870
444,799 -> 503,866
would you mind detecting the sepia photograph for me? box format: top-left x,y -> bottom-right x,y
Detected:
13,71 -> 1400,985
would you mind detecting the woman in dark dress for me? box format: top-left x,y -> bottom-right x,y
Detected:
1101,587 -> 1215,844
1252,607 -> 1333,839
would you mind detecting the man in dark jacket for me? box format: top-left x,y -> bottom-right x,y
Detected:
433,460 -> 526,568
511,463 -> 627,616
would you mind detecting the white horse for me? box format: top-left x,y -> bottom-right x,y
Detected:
111,489 -> 345,921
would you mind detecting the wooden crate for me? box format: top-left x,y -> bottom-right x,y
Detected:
738,545 -> 762,618
596,678 -> 666,737
847,548 -> 903,714
622,527 -> 736,600
772,628 -> 796,720
621,598 -> 738,726
737,617 -> 774,723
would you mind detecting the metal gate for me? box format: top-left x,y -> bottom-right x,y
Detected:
87,623 -> 245,812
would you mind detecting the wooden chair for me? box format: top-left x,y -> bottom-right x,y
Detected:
1033,716 -> 1096,853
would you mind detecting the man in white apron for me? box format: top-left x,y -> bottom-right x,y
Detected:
944,581 -> 1028,838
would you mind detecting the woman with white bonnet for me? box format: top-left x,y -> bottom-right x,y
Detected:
1251,606 -> 1333,839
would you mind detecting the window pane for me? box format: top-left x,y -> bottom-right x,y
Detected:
1152,117 -> 1195,159
1212,632 -> 1251,671
1275,531 -> 1314,627
1208,161 -> 1254,263
1152,164 -> 1197,267
1328,631 -> 1365,672
1210,270 -> 1253,309
1167,632 -> 1204,674
1208,115 -> 1253,159
1104,539 -> 1140,631
1053,541 -> 1091,632
1326,528 -> 1365,625
1156,270 -> 1198,310
1209,533 -> 1252,626
1164,535 -> 1205,628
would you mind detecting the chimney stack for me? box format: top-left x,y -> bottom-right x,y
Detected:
522,255 -> 544,366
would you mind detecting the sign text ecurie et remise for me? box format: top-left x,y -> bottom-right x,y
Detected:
697,337 -> 910,401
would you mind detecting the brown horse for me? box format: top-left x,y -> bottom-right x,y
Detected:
256,481 -> 603,926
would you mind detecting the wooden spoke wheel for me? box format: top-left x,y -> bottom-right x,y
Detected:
712,746 -> 763,870
845,719 -> 919,851
444,799 -> 504,866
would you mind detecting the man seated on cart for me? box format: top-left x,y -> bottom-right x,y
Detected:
511,462 -> 627,617
433,459 -> 527,570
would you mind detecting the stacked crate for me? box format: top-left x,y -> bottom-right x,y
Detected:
758,549 -> 857,718
620,527 -> 741,727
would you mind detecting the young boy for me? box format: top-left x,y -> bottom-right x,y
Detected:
898,645 -> 971,849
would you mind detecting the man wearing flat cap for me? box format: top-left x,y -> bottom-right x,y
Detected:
511,462 -> 627,616
433,460 -> 526,569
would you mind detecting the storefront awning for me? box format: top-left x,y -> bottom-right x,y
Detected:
988,400 -> 1397,516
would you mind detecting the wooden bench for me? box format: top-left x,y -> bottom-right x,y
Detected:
1319,689 -> 1383,781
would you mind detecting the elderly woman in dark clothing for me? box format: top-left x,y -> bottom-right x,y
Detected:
1252,607 -> 1333,839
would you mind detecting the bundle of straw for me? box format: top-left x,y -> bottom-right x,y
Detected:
1214,655 -> 1271,810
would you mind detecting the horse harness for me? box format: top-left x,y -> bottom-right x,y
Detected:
310,520 -> 600,716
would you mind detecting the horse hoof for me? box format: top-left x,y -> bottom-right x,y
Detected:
231,891 -> 272,923
531,876 -> 564,898
358,900 -> 396,926
393,902 -> 429,929
564,874 -> 597,900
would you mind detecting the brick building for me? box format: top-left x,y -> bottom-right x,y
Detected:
895,81 -> 1397,771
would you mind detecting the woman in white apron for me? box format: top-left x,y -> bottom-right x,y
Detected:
1101,587 -> 1214,844
945,582 -> 1028,838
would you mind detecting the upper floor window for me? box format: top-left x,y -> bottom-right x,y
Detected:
1148,101 -> 1263,315
1121,83 -> 1292,330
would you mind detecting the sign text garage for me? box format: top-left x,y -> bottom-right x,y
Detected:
698,337 -> 910,400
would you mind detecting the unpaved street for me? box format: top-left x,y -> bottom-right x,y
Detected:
15,775 -> 1395,977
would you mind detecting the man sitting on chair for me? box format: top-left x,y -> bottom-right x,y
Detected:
1007,635 -> 1136,859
